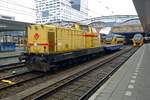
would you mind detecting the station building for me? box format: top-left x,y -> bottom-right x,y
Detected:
35,0 -> 88,23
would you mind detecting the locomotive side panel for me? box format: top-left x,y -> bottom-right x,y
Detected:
28,25 -> 51,54
28,25 -> 88,54
55,28 -> 85,52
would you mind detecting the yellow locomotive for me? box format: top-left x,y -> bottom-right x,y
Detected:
132,34 -> 144,47
103,34 -> 125,52
20,24 -> 102,72
28,24 -> 101,54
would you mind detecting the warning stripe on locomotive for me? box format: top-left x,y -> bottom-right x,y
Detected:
28,43 -> 53,47
81,34 -> 97,37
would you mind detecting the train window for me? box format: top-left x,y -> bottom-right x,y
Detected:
105,35 -> 113,41
134,34 -> 143,40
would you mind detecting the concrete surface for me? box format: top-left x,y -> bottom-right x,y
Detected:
89,44 -> 150,100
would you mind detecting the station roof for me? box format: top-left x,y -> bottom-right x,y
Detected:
0,19 -> 33,31
133,0 -> 150,33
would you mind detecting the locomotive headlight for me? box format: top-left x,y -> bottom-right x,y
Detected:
34,43 -> 38,46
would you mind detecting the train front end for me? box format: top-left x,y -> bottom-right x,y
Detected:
20,25 -> 56,72
132,34 -> 144,47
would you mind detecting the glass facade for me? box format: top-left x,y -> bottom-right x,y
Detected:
35,0 -> 88,23
71,0 -> 80,11
42,10 -> 49,17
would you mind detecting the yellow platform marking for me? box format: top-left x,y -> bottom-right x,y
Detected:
1,80 -> 16,85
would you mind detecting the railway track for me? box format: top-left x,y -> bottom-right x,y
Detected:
0,47 -> 138,100
0,72 -> 44,91
0,47 -> 137,100
22,47 -> 138,100
0,62 -> 25,71
0,51 -> 108,99
0,62 -> 30,80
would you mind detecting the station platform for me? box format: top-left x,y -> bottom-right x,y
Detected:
89,44 -> 150,100
0,47 -> 25,66
0,47 -> 25,59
